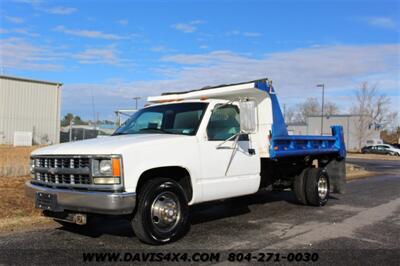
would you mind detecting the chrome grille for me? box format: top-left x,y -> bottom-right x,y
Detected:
32,157 -> 91,186
36,157 -> 90,169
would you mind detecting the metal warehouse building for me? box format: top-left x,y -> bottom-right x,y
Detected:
0,75 -> 62,145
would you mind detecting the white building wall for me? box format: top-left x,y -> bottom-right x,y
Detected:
306,115 -> 380,151
0,76 -> 62,145
287,124 -> 307,135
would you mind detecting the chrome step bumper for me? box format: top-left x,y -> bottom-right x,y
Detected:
25,181 -> 136,215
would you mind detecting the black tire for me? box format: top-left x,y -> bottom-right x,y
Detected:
293,168 -> 309,205
131,178 -> 190,245
305,168 -> 330,206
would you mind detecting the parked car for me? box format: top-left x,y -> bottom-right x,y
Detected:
391,144 -> 400,149
361,145 -> 400,156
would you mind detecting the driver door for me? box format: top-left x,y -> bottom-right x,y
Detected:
198,104 -> 260,202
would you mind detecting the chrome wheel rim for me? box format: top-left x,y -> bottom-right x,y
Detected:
317,175 -> 328,199
151,191 -> 181,233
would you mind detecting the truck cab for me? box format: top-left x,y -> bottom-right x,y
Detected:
26,79 -> 346,244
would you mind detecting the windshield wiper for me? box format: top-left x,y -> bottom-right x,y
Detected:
139,128 -> 173,134
112,132 -> 129,136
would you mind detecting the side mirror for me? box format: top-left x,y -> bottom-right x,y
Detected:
239,100 -> 256,134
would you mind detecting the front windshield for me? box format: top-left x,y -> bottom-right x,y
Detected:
113,102 -> 208,136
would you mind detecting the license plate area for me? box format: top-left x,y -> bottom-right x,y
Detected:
35,192 -> 57,211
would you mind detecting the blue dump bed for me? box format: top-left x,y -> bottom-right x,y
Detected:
269,125 -> 347,159
254,80 -> 347,160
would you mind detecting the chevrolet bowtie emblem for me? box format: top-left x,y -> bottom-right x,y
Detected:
48,168 -> 57,175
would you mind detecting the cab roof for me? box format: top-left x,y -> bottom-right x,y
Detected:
147,78 -> 270,103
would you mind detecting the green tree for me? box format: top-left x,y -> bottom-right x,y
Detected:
73,116 -> 87,125
61,113 -> 74,127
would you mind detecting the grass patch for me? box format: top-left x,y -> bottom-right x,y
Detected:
0,145 -> 43,177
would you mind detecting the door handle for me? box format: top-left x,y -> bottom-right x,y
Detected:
248,148 -> 256,155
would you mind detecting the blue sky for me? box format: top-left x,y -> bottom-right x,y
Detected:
1,0 -> 399,121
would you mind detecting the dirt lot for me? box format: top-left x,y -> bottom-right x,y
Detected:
347,152 -> 400,161
346,163 -> 375,180
0,175 -> 53,233
0,145 -> 53,232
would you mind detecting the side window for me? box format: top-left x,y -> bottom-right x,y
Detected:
207,105 -> 240,141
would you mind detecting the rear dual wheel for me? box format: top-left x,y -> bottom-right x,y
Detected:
293,168 -> 330,206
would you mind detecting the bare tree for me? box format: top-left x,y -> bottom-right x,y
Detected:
284,106 -> 296,123
351,82 -> 398,150
293,97 -> 340,122
324,102 -> 340,116
295,97 -> 320,122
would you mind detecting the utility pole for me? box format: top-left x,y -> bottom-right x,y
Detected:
132,96 -> 141,110
69,120 -> 74,142
283,104 -> 286,122
316,84 -> 325,135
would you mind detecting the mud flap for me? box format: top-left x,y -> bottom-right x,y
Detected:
326,158 -> 346,194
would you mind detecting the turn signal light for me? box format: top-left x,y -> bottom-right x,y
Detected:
112,158 -> 121,177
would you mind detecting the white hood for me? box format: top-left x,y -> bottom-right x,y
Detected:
32,134 -> 188,156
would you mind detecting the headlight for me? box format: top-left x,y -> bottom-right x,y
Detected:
99,160 -> 112,175
29,158 -> 35,178
29,159 -> 35,173
91,157 -> 122,185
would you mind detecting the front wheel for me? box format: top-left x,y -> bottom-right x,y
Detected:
131,178 -> 190,244
305,168 -> 330,206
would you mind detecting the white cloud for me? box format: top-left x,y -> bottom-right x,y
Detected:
64,44 -> 399,116
171,20 -> 205,33
0,27 -> 39,37
41,6 -> 77,15
117,19 -> 129,25
0,37 -> 133,72
363,17 -> 397,30
150,45 -> 167,52
226,30 -> 262,37
4,16 -> 24,24
12,28 -> 39,37
0,37 -> 63,71
12,0 -> 76,15
74,46 -> 131,66
54,25 -> 123,40
12,0 -> 42,5
243,32 -> 262,37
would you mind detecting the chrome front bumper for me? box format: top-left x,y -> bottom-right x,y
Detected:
25,181 -> 136,215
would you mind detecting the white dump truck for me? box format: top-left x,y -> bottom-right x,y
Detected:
26,79 -> 346,244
